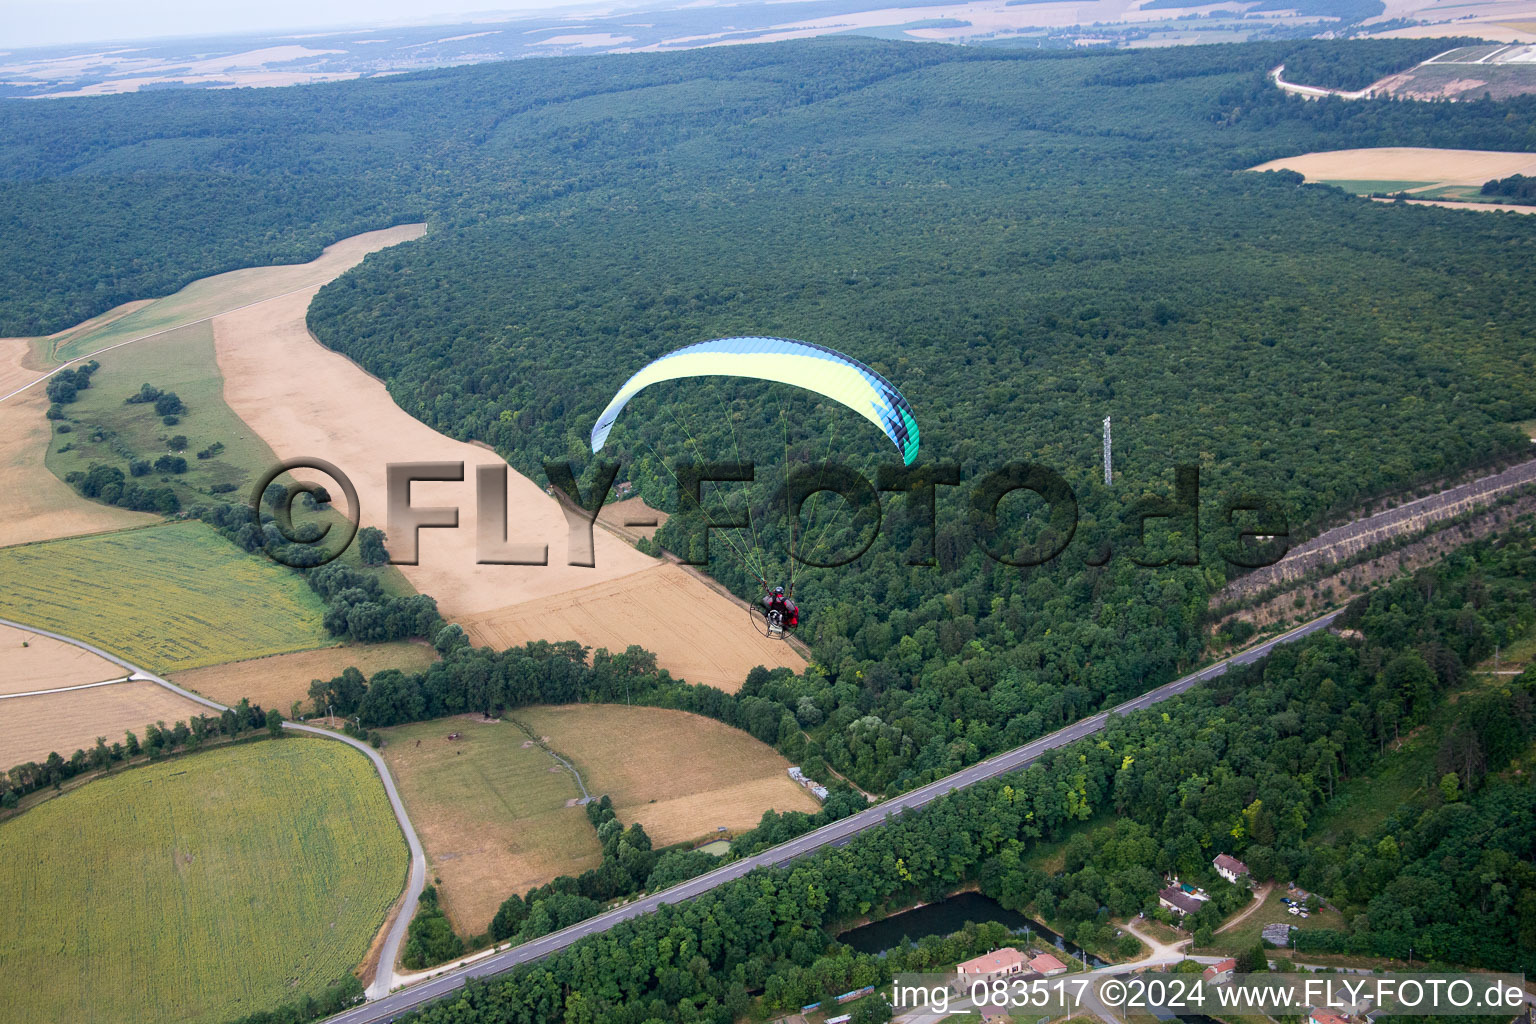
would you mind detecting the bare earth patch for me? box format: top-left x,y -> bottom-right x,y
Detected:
0,622 -> 126,695
514,704 -> 822,847
0,680 -> 205,769
169,641 -> 439,714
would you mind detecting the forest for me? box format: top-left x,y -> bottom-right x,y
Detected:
329,524 -> 1532,1024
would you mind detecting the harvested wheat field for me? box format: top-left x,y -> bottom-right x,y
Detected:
1251,147 -> 1536,188
461,563 -> 804,692
170,641 -> 438,713
213,239 -> 798,688
0,338 -> 157,548
0,622 -> 126,696
515,704 -> 821,847
0,680 -> 205,769
379,718 -> 602,936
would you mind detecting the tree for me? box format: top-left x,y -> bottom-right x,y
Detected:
266,708 -> 283,737
357,526 -> 390,566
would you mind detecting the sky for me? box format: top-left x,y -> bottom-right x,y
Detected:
2,1 -> 600,50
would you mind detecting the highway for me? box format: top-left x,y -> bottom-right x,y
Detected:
323,606 -> 1344,1024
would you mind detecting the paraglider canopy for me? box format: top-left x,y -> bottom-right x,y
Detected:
589,336 -> 919,465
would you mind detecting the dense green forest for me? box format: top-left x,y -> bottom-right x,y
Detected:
10,38 -> 1536,794
326,525 -> 1532,1024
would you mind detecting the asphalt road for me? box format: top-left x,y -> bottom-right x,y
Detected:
0,616 -> 428,999
323,606 -> 1344,1024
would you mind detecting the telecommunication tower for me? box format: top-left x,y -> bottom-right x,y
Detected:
1103,416 -> 1112,485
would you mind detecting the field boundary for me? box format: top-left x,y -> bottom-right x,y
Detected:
0,675 -> 132,699
0,615 -> 427,999
509,716 -> 592,802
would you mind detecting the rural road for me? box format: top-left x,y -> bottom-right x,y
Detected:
0,616 -> 427,999
315,606 -> 1343,1024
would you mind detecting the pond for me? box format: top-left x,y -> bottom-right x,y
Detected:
835,891 -> 1106,967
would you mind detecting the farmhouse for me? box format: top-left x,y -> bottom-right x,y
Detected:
1203,958 -> 1237,984
1029,952 -> 1068,976
1213,853 -> 1250,884
956,948 -> 1027,982
1159,886 -> 1203,916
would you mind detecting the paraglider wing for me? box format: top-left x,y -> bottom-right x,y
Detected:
590,336 -> 919,464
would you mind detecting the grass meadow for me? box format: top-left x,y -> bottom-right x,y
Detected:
0,738 -> 405,1024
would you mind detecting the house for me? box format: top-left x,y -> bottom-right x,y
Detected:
1159,886 -> 1203,916
1202,958 -> 1237,984
1310,1010 -> 1350,1024
1213,854 -> 1251,885
956,948 -> 1028,982
1029,952 -> 1068,976
1261,923 -> 1292,945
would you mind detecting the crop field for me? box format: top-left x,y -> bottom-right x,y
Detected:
1251,147 -> 1536,188
0,522 -> 328,672
170,641 -> 438,715
380,718 -> 601,936
514,704 -> 820,847
0,738 -> 406,1024
0,620 -> 126,695
464,564 -> 804,692
0,680 -> 205,769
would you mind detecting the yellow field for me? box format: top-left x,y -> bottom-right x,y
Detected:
0,738 -> 406,1024
171,641 -> 438,714
0,680 -> 207,769
380,718 -> 602,936
515,704 -> 821,846
0,522 -> 328,672
0,621 -> 126,695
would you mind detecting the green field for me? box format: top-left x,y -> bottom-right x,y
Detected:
1318,178 -> 1433,195
0,522 -> 328,671
42,303 -> 415,592
47,321 -> 282,503
0,738 -> 406,1024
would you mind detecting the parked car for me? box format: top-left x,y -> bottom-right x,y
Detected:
1288,907 -> 1300,916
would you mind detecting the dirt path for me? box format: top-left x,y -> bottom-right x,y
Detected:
1216,882 -> 1274,934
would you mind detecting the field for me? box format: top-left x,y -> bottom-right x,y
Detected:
170,641 -> 438,715
462,563 -> 805,691
1251,147 -> 1536,192
0,337 -> 156,548
0,620 -> 127,695
0,738 -> 405,1024
0,680 -> 206,768
379,718 -> 602,936
514,703 -> 821,846
0,522 -> 328,672
212,268 -> 791,687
